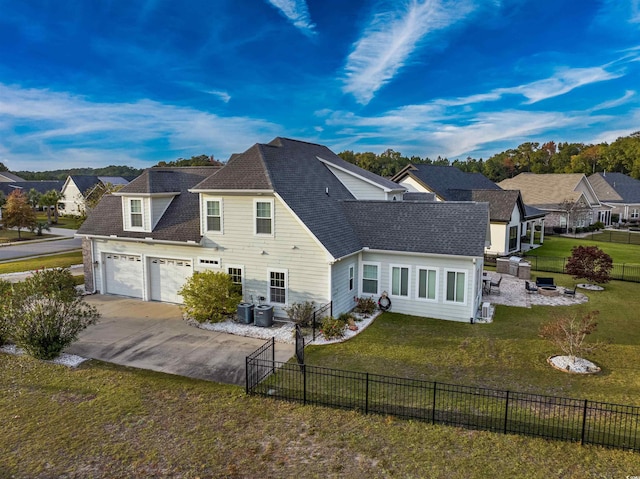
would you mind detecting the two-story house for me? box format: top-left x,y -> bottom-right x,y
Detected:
77,138 -> 490,323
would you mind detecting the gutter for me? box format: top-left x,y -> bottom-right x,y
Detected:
74,233 -> 203,247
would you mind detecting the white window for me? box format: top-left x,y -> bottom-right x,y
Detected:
361,263 -> 379,295
417,268 -> 437,301
130,199 -> 143,228
348,265 -> 355,291
206,200 -> 222,232
228,266 -> 243,294
445,270 -> 466,304
255,200 -> 273,235
269,270 -> 287,304
632,208 -> 639,219
198,258 -> 221,268
390,265 -> 410,297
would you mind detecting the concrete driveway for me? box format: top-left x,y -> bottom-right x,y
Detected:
65,295 -> 295,386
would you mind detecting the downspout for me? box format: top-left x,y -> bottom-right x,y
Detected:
87,237 -> 98,294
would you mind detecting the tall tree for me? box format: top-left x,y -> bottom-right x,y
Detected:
27,188 -> 41,210
3,190 -> 37,239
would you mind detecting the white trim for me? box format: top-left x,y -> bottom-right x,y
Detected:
254,198 -> 274,237
444,268 -> 467,305
76,233 -> 203,247
317,156 -> 406,193
203,197 -> 224,235
198,257 -> 222,268
189,189 -> 274,195
267,268 -> 288,305
415,267 -> 438,302
113,192 -> 180,197
360,261 -> 381,296
126,198 -> 146,232
389,264 -> 411,298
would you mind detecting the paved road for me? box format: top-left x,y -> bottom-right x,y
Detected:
65,295 -> 295,385
0,227 -> 81,261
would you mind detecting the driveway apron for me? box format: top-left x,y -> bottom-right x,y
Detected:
65,295 -> 295,386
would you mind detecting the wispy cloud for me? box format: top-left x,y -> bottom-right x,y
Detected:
0,83 -> 279,170
266,0 -> 316,36
591,90 -> 636,111
342,0 -> 477,105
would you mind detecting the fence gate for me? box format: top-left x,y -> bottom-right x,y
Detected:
295,324 -> 304,365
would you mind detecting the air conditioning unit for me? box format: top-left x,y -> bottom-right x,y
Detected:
481,302 -> 491,320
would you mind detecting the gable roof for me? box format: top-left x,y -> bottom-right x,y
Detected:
447,189 -> 523,223
0,180 -> 64,196
589,172 -> 640,204
67,176 -> 102,195
342,200 -> 489,257
0,171 -> 26,182
78,167 -> 219,242
498,173 -> 589,208
392,164 -> 500,200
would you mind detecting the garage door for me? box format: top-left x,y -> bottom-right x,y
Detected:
149,257 -> 193,304
104,254 -> 143,298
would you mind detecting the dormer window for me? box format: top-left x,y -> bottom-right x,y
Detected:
130,199 -> 143,228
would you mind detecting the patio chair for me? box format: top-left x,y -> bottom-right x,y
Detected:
490,275 -> 502,295
564,285 -> 577,297
525,281 -> 538,294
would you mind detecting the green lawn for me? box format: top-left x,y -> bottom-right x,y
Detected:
0,251 -> 83,274
527,235 -> 640,264
0,229 -> 55,243
2,356 -> 639,478
35,212 -> 82,230
305,274 -> 640,406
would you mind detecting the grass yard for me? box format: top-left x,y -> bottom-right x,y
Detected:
0,229 -> 55,243
35,212 -> 82,230
2,355 -> 639,478
528,236 -> 640,264
0,251 -> 83,274
305,274 -> 640,406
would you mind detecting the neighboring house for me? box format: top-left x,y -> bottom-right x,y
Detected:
78,138 -> 490,323
0,180 -> 64,197
588,172 -> 640,224
0,172 -> 26,182
392,164 -> 545,256
498,173 -> 607,231
60,175 -> 131,215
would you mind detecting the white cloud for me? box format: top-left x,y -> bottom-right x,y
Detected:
0,83 -> 280,170
591,90 -> 636,111
266,0 -> 316,35
342,0 -> 477,104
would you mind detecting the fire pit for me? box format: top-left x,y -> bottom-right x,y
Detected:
539,286 -> 559,297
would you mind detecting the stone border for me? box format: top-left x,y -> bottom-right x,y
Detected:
547,355 -> 601,374
577,283 -> 604,291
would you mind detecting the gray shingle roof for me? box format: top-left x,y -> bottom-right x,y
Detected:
393,164 -> 500,199
69,176 -> 101,195
0,171 -> 26,182
342,200 -> 489,257
403,192 -> 436,201
0,180 -> 64,196
448,189 -> 521,223
192,144 -> 273,190
78,167 -> 219,242
589,172 -> 640,203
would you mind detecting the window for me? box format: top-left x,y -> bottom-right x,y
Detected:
445,270 -> 466,303
130,199 -> 143,228
362,263 -> 379,295
269,270 -> 286,304
228,267 -> 243,295
509,225 -> 518,251
632,209 -> 639,219
348,265 -> 355,291
256,201 -> 273,235
198,258 -> 220,268
206,200 -> 221,232
390,266 -> 409,297
417,268 -> 437,300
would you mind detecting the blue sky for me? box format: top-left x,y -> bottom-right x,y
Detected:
1,0 -> 639,171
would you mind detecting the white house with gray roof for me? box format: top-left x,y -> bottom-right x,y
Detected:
78,138 -> 490,323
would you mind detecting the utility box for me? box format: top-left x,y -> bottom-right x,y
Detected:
254,305 -> 274,327
237,303 -> 254,324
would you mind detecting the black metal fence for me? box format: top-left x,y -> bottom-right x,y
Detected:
580,230 -> 640,245
523,255 -> 640,283
311,301 -> 332,341
246,340 -> 640,452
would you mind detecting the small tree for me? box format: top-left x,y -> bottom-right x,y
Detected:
178,271 -> 242,323
3,190 -> 37,239
10,268 -> 100,360
539,310 -> 602,364
565,245 -> 613,284
30,221 -> 51,236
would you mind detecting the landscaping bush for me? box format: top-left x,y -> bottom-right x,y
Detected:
354,296 -> 377,317
320,316 -> 346,340
592,221 -> 605,231
0,279 -> 13,346
10,268 -> 100,360
178,271 -> 242,323
284,301 -> 315,327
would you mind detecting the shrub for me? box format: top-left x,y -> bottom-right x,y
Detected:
565,245 -> 613,284
178,271 -> 242,323
337,312 -> 356,323
0,279 -> 13,346
10,268 -> 100,360
320,317 -> 346,340
592,221 -> 605,231
354,297 -> 377,317
285,301 -> 315,327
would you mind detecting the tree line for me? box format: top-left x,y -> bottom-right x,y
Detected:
337,132 -> 640,182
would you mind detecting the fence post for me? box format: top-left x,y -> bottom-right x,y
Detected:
581,399 -> 588,445
365,372 -> 369,415
312,311 -> 316,341
432,382 -> 437,425
562,257 -> 566,273
271,337 -> 275,376
245,356 -> 250,394
622,264 -> 625,281
503,390 -> 510,434
303,364 -> 307,406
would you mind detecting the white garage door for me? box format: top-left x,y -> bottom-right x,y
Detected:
149,257 -> 193,304
104,254 -> 143,298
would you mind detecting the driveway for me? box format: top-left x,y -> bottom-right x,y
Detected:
65,295 -> 295,386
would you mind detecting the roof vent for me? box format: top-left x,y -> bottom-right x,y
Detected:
325,187 -> 329,195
